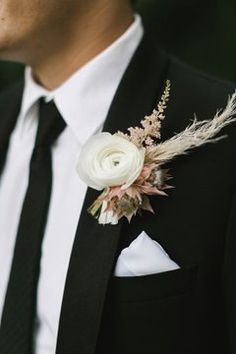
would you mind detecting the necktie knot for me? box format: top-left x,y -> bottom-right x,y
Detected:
35,99 -> 66,147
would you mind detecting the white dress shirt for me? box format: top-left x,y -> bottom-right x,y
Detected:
0,15 -> 143,354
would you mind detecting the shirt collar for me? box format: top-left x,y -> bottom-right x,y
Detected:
20,14 -> 144,145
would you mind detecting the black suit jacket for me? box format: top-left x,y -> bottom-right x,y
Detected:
0,33 -> 236,354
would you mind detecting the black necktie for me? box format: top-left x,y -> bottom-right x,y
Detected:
0,99 -> 66,354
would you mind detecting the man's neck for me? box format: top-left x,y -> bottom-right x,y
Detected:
30,2 -> 134,90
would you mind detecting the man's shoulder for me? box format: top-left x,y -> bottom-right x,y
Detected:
167,55 -> 235,118
150,50 -> 236,161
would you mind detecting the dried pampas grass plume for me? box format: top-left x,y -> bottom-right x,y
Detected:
153,91 -> 236,164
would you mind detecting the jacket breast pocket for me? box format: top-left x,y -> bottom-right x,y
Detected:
97,266 -> 199,354
111,265 -> 198,302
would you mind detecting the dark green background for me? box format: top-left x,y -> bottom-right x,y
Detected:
0,0 -> 235,91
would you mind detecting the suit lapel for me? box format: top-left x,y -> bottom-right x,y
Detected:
0,81 -> 24,176
56,36 -> 169,354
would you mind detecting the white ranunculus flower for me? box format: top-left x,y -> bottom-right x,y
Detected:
77,133 -> 145,191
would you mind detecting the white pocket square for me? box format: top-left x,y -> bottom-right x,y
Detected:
114,231 -> 180,277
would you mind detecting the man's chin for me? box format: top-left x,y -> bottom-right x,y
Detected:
0,51 -> 16,62
0,43 -> 24,63
0,37 -> 13,60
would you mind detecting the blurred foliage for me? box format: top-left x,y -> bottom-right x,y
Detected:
138,0 -> 236,82
0,0 -> 235,92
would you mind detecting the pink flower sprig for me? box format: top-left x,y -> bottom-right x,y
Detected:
116,80 -> 170,148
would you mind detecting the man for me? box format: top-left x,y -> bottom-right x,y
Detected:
0,0 -> 235,354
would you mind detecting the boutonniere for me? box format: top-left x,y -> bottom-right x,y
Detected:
77,81 -> 236,225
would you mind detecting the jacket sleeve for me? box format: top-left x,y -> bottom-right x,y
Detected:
223,187 -> 236,353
